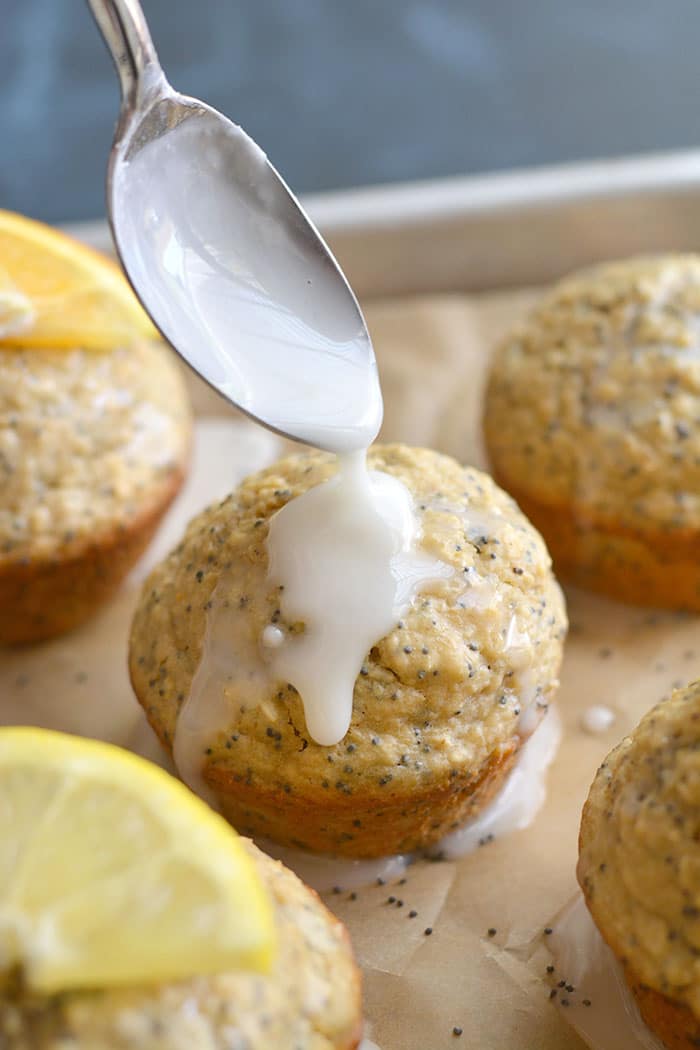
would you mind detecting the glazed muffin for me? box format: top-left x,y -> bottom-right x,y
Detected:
578,680 -> 700,1050
0,839 -> 361,1050
484,255 -> 700,610
0,340 -> 191,643
130,444 -> 567,858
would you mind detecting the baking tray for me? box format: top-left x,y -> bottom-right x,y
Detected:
70,148 -> 700,297
9,149 -> 700,1050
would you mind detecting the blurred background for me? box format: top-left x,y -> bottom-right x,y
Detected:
3,0 -> 700,224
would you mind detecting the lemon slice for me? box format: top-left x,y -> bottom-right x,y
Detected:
0,210 -> 157,350
0,728 -> 275,993
0,269 -> 34,340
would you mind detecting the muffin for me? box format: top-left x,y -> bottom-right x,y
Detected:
484,255 -> 700,610
578,680 -> 700,1050
0,340 -> 191,643
130,444 -> 567,858
0,839 -> 362,1050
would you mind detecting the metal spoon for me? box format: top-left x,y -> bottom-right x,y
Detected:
86,0 -> 382,453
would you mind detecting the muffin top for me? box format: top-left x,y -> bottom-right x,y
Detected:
578,680 -> 700,1017
0,840 -> 360,1050
484,255 -> 700,530
0,341 -> 191,562
130,445 -> 566,805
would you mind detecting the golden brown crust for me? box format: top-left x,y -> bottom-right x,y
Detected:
577,877 -> 700,1050
140,704 -> 521,856
0,467 -> 186,645
627,977 -> 700,1050
492,469 -> 700,611
211,738 -> 519,857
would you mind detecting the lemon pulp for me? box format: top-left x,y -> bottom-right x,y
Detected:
0,727 -> 275,993
0,210 -> 157,350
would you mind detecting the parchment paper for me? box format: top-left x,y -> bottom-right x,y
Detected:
2,288 -> 698,1050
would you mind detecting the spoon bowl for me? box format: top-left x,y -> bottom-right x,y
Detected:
87,0 -> 382,452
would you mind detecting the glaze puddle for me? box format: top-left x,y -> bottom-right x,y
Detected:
580,705 -> 616,735
434,704 -> 561,860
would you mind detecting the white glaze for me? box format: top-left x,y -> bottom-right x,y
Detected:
580,705 -> 616,735
261,624 -> 285,649
456,572 -> 499,611
547,894 -> 665,1050
504,614 -> 532,669
114,116 -> 382,453
265,450 -> 453,745
173,582 -> 273,802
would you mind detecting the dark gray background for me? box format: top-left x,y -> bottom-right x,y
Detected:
3,1 -> 700,224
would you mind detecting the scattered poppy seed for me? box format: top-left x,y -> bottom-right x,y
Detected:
409,910 -> 418,918
549,989 -> 557,1000
487,928 -> 497,937
452,1027 -> 463,1037
544,927 -> 553,935
424,927 -> 433,936
583,999 -> 591,1007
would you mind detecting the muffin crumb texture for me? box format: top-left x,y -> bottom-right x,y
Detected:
0,841 -> 361,1050
0,342 -> 189,559
130,444 -> 566,857
485,255 -> 700,609
579,680 -> 700,1044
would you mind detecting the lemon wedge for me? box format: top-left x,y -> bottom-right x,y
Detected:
0,269 -> 34,340
0,728 -> 275,993
0,210 -> 157,350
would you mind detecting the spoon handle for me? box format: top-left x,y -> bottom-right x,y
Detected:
86,0 -> 165,112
